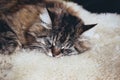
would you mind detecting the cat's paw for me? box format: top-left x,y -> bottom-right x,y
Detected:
0,32 -> 19,55
74,40 -> 91,53
0,38 -> 19,55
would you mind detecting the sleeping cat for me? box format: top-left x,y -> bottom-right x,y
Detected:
0,0 -> 96,57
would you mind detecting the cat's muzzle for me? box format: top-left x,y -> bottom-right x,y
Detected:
51,45 -> 61,57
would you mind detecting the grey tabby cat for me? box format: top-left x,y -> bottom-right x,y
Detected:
28,2 -> 97,57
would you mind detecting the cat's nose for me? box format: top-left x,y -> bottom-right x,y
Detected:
51,46 -> 61,57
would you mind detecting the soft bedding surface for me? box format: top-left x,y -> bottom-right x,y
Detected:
0,1 -> 120,80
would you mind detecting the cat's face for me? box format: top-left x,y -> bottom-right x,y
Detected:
36,8 -> 96,57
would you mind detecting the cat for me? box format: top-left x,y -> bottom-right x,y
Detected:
0,0 -> 96,57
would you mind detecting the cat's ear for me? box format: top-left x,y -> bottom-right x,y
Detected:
39,8 -> 52,29
82,24 -> 97,32
47,8 -> 63,22
76,23 -> 97,35
47,8 -> 56,22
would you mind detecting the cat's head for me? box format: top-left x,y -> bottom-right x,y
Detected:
37,7 -> 96,57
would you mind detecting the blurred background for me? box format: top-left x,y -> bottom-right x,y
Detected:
65,0 -> 120,14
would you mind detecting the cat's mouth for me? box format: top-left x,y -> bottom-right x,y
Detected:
51,46 -> 61,57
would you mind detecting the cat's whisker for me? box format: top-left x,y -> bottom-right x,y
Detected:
63,42 -> 68,48
57,32 -> 62,41
65,44 -> 70,48
53,35 -> 57,42
61,46 -> 65,49
52,42 -> 55,46
65,35 -> 70,42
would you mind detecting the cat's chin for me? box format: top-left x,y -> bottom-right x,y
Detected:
44,50 -> 63,57
46,51 -> 63,58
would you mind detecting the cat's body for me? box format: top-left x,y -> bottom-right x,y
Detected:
0,0 -> 96,57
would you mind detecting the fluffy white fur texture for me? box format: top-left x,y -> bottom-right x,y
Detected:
0,1 -> 120,80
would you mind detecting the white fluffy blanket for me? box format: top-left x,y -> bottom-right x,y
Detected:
0,2 -> 120,80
